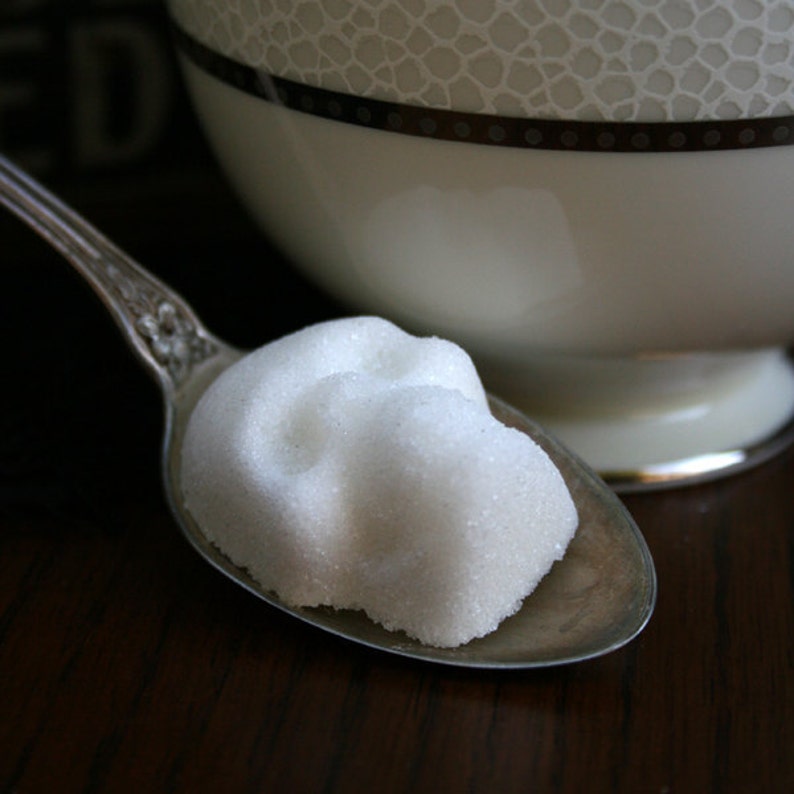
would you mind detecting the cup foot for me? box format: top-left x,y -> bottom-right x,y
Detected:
481,348 -> 794,491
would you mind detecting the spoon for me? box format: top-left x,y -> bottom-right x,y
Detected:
0,154 -> 656,669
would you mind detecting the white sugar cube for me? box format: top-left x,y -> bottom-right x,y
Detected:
180,317 -> 577,647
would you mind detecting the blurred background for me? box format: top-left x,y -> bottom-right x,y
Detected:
0,0 -> 340,525
2,0 -> 244,252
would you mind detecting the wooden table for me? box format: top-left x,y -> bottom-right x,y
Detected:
2,178 -> 792,794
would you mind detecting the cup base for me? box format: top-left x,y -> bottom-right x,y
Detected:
480,348 -> 794,491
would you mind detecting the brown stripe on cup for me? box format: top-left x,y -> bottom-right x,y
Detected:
173,23 -> 794,154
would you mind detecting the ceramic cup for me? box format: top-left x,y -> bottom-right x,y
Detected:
166,0 -> 794,487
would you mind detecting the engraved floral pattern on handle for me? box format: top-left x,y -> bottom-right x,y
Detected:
0,155 -> 220,391
102,261 -> 218,387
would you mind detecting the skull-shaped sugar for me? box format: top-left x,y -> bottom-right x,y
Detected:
180,317 -> 577,647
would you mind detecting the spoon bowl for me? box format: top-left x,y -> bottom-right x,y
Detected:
0,154 -> 656,668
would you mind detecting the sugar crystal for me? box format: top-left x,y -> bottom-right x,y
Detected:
180,317 -> 578,647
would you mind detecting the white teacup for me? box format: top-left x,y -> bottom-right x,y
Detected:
166,0 -> 794,486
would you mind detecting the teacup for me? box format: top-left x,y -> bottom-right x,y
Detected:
165,0 -> 794,487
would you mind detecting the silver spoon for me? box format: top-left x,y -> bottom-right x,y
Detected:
0,154 -> 656,669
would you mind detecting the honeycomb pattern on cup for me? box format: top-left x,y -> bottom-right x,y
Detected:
168,0 -> 794,121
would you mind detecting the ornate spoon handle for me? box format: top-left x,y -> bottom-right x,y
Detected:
0,154 -> 227,394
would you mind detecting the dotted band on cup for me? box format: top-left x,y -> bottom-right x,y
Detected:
173,24 -> 794,154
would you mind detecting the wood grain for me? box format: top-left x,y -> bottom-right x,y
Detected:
2,185 -> 792,794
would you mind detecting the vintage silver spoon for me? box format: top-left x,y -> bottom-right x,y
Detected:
0,154 -> 656,669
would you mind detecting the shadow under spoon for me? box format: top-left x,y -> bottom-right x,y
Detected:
0,154 -> 656,669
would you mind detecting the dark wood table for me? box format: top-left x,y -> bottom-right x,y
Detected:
2,174 -> 792,794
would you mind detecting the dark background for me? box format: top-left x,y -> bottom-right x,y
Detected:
1,0 -> 343,525
2,5 -> 793,792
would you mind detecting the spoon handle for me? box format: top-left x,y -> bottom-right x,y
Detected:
0,154 -> 229,393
